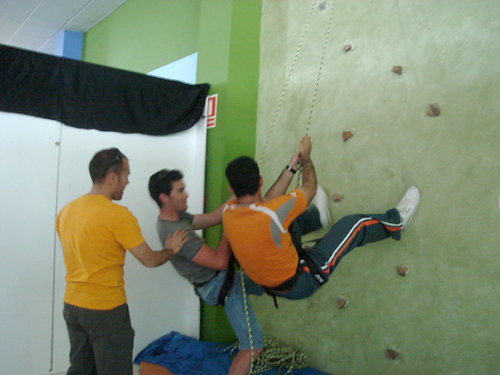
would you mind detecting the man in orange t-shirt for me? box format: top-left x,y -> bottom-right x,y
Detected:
56,148 -> 187,375
223,136 -> 421,299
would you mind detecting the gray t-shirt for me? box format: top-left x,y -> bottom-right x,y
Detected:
156,211 -> 217,285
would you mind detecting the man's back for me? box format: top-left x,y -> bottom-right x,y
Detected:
56,194 -> 144,310
222,189 -> 307,288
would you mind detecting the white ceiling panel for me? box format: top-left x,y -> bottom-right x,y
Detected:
0,3 -> 34,21
0,0 -> 41,9
17,23 -> 60,38
0,0 -> 128,56
8,39 -> 41,51
54,0 -> 95,10
0,16 -> 22,31
39,37 -> 57,54
0,27 -> 17,44
10,31 -> 50,46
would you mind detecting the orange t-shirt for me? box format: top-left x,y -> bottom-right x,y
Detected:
223,189 -> 307,288
56,194 -> 145,310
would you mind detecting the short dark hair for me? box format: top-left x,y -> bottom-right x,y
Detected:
149,169 -> 184,207
89,148 -> 127,184
225,156 -> 260,198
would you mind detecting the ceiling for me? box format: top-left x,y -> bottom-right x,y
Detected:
0,0 -> 127,56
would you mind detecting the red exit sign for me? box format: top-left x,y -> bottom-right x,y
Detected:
206,94 -> 217,128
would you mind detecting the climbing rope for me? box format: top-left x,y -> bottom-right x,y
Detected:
240,271 -> 255,373
258,0 -> 318,166
240,1 -> 337,372
296,0 -> 335,187
258,0 -> 336,167
222,336 -> 311,375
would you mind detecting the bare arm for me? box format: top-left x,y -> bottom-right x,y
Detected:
296,136 -> 317,205
128,229 -> 188,268
190,236 -> 231,270
192,195 -> 235,230
263,152 -> 301,201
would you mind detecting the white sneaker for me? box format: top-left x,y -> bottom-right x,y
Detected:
312,185 -> 331,229
396,186 -> 421,230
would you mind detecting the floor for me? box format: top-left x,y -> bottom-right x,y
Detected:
49,364 -> 140,374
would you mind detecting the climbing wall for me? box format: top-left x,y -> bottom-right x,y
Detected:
253,1 -> 500,374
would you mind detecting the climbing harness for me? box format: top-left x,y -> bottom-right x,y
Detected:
262,226 -> 329,309
240,1 -> 337,373
289,226 -> 329,289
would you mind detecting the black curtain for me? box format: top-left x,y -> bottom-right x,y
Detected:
0,44 -> 210,135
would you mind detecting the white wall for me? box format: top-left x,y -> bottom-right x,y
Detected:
0,53 -> 205,375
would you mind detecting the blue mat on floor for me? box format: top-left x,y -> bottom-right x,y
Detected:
134,331 -> 330,375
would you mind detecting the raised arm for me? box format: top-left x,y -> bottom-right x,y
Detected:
296,136 -> 317,205
191,235 -> 232,270
263,152 -> 301,201
191,195 -> 235,230
128,229 -> 188,268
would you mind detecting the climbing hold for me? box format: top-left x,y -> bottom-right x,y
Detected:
342,130 -> 353,142
343,44 -> 353,53
397,265 -> 409,276
319,1 -> 328,10
386,348 -> 400,360
332,193 -> 343,202
336,297 -> 349,309
427,103 -> 440,117
393,66 -> 403,75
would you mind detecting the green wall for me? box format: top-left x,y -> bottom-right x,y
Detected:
83,0 -> 200,73
196,0 -> 262,343
81,0 -> 261,345
254,1 -> 500,374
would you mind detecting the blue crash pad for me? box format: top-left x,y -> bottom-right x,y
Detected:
134,331 -> 331,375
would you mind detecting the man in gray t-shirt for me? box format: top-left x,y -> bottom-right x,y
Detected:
157,211 -> 216,286
149,169 -> 264,375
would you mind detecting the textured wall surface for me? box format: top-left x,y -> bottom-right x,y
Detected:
253,1 -> 500,374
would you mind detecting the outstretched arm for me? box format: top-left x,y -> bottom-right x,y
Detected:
263,152 -> 301,201
191,195 -> 235,230
191,235 -> 232,270
296,136 -> 317,205
129,229 -> 188,268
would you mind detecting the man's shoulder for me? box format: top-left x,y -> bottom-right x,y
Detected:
61,195 -> 134,219
179,211 -> 194,222
265,189 -> 305,206
157,214 -> 192,232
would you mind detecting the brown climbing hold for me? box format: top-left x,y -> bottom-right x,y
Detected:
427,103 -> 440,117
332,193 -> 343,202
343,44 -> 353,53
397,265 -> 409,276
336,297 -> 349,309
386,348 -> 399,360
393,66 -> 403,75
342,131 -> 353,142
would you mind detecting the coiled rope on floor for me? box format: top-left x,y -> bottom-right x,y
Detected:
222,336 -> 311,375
